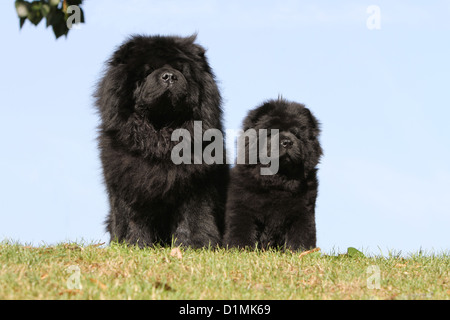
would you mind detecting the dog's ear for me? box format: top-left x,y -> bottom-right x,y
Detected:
181,33 -> 206,59
185,33 -> 198,44
243,102 -> 275,131
193,44 -> 206,59
300,107 -> 322,172
110,38 -> 138,66
301,107 -> 320,138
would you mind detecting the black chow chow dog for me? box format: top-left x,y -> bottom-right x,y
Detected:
224,98 -> 322,250
95,35 -> 228,248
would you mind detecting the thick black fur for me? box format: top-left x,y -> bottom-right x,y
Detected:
224,98 -> 322,251
95,35 -> 228,248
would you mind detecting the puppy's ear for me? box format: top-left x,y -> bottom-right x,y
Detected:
186,33 -> 198,43
194,44 -> 206,59
183,33 -> 206,58
301,108 -> 321,138
243,102 -> 274,131
110,38 -> 137,66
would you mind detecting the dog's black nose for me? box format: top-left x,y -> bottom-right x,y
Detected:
280,138 -> 293,148
161,72 -> 177,83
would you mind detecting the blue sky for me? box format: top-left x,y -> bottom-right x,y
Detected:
1,0 -> 449,255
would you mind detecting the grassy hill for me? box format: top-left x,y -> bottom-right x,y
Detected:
0,241 -> 448,300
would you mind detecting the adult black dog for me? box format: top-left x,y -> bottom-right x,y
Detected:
95,35 -> 227,248
224,98 -> 322,250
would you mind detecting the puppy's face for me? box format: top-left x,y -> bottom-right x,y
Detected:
109,35 -> 211,121
277,130 -> 302,164
135,64 -> 189,110
244,99 -> 322,176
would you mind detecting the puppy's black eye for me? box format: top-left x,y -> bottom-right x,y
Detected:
168,62 -> 185,74
144,65 -> 155,77
290,129 -> 301,138
181,64 -> 192,76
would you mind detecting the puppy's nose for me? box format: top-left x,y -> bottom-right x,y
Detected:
161,72 -> 177,83
280,138 -> 293,149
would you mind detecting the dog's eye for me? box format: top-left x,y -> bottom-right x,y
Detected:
144,65 -> 155,77
181,64 -> 191,76
168,62 -> 184,73
290,129 -> 301,138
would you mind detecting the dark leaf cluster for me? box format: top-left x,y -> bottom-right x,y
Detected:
15,0 -> 85,39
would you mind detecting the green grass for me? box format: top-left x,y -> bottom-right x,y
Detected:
0,241 -> 448,300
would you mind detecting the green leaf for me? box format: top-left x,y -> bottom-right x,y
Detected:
15,0 -> 29,18
27,1 -> 44,26
79,7 -> 85,23
52,19 -> 69,39
41,4 -> 51,17
46,6 -> 60,27
46,8 -> 67,38
19,17 -> 27,29
27,11 -> 43,26
30,1 -> 42,11
46,11 -> 53,28
347,247 -> 365,258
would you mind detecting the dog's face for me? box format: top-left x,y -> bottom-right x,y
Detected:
243,99 -> 322,176
96,34 -> 223,159
108,35 -> 213,123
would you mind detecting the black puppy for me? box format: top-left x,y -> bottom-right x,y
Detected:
95,35 -> 227,248
224,98 -> 322,250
